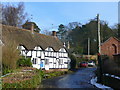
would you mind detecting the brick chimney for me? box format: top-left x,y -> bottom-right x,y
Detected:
63,42 -> 66,47
31,23 -> 34,34
52,31 -> 56,37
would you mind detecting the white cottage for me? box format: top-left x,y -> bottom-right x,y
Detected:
2,25 -> 71,70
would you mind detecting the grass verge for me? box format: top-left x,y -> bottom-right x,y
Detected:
42,70 -> 73,79
2,67 -> 73,88
2,68 -> 42,88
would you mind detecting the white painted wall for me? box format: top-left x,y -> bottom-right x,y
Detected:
27,51 -> 32,57
59,48 -> 67,53
21,50 -> 27,56
41,51 -> 45,59
32,51 -> 36,58
45,47 -> 54,51
49,57 -> 54,69
18,45 -> 71,70
18,45 -> 26,50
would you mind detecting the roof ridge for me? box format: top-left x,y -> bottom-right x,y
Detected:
2,24 -> 55,38
2,24 -> 63,51
101,37 -> 120,46
113,37 -> 120,42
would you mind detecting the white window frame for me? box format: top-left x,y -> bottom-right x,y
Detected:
45,59 -> 49,65
59,59 -> 63,65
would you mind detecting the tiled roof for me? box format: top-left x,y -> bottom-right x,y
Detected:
101,37 -> 120,46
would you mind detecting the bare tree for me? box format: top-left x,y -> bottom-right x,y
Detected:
0,3 -> 2,24
41,29 -> 52,36
2,2 -> 27,27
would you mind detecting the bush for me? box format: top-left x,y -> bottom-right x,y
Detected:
40,70 -> 45,80
2,42 -> 20,69
2,42 -> 20,75
17,57 -> 32,67
2,64 -> 13,75
69,54 -> 77,69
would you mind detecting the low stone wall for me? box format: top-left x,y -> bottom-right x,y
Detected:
82,55 -> 97,60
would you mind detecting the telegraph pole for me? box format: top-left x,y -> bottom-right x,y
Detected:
97,14 -> 101,54
88,38 -> 90,60
97,14 -> 103,83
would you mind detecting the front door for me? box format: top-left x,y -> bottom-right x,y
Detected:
40,61 -> 44,68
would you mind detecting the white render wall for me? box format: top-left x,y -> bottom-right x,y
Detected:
18,45 -> 71,70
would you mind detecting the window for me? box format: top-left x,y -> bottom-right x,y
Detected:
45,59 -> 49,65
18,46 -> 23,50
60,52 -> 62,57
48,51 -> 51,57
51,52 -> 53,57
45,52 -> 48,56
61,53 -> 63,57
59,59 -> 63,65
60,48 -> 66,52
64,62 -> 68,64
54,52 -> 56,57
0,40 -> 3,46
32,58 -> 37,64
56,52 -> 58,57
48,48 -> 51,51
37,51 -> 40,57
62,48 -> 64,52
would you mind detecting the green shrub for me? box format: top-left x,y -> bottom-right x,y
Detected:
69,54 -> 77,69
2,42 -> 20,75
43,71 -> 69,79
40,70 -> 45,80
2,65 -> 13,75
17,57 -> 32,67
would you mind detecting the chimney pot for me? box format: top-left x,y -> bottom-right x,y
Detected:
63,42 -> 66,47
52,31 -> 56,37
31,23 -> 34,34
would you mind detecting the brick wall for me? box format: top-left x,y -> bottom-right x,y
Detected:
101,37 -> 120,58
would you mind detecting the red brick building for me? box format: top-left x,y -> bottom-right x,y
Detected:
101,37 -> 120,58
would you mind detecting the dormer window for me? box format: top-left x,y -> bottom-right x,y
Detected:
59,48 -> 67,53
0,40 -> 4,46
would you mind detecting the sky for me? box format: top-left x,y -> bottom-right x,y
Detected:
2,2 -> 118,33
